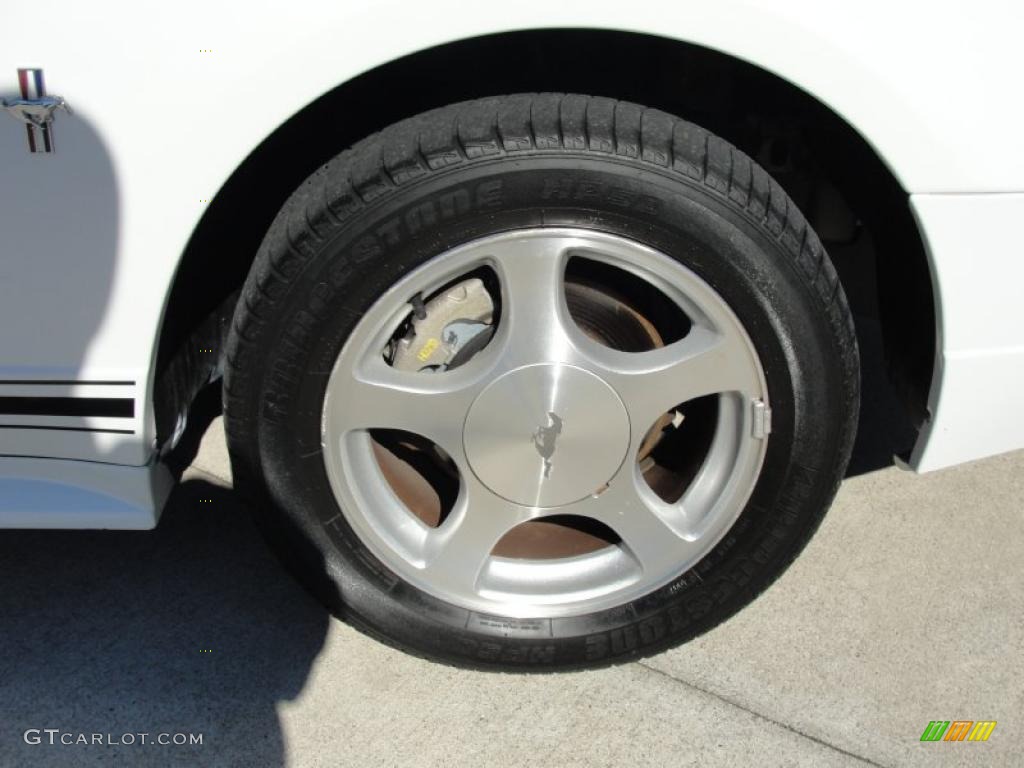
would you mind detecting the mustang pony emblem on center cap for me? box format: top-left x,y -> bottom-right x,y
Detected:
531,412 -> 563,479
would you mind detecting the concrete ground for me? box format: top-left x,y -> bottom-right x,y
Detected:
0,415 -> 1021,767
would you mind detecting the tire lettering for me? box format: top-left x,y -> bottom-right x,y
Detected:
475,179 -> 503,209
638,616 -> 667,645
585,634 -> 608,661
610,626 -> 638,654
539,178 -> 662,214
438,188 -> 471,218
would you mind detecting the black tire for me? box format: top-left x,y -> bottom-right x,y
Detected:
224,93 -> 859,670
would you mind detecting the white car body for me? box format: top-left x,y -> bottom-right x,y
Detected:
1,0 -> 1022,527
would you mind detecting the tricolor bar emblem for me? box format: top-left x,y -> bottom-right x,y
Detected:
17,68 -> 53,153
920,720 -> 997,742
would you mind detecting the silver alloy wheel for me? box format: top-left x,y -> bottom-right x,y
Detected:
321,228 -> 769,619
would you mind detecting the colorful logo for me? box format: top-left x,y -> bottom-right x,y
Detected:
920,721 -> 996,742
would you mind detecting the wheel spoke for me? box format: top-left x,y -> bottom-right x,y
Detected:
572,472 -> 701,576
486,234 -> 578,363
418,478 -> 525,596
323,358 -> 481,459
589,325 -> 761,444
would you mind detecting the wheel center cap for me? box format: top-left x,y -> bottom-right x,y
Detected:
463,363 -> 630,507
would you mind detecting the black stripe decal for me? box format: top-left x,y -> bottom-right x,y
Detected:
0,397 -> 134,418
0,380 -> 135,386
0,424 -> 135,434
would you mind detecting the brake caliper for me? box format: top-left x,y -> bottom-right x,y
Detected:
391,278 -> 494,372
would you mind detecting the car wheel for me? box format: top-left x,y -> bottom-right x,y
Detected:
224,94 -> 859,670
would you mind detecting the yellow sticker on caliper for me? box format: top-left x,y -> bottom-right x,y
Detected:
417,337 -> 441,362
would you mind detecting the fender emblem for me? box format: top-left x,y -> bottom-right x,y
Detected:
2,69 -> 69,153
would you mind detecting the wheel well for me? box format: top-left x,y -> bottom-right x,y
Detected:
157,28 -> 934,468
